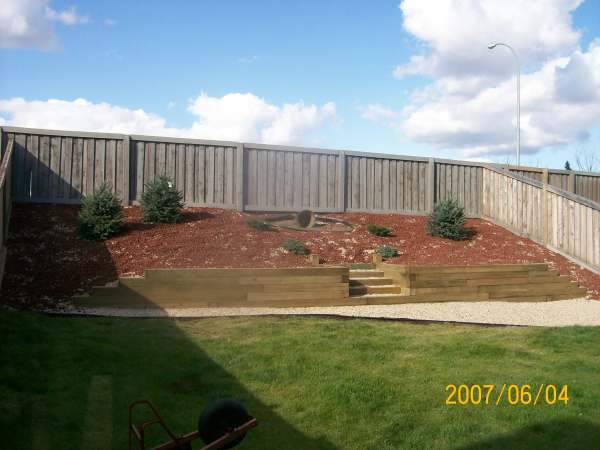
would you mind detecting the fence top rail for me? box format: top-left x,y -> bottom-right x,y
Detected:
2,126 -> 127,140
482,163 -> 600,212
0,137 -> 14,190
491,162 -> 600,178
130,134 -> 239,147
245,142 -> 431,162
432,157 -> 488,168
2,125 -> 599,177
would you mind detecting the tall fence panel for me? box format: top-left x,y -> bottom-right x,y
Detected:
4,128 -> 128,203
575,174 -> 600,204
244,145 -> 340,212
435,160 -> 483,217
501,164 -> 600,205
547,188 -> 600,271
129,136 -> 240,208
345,153 -> 429,213
0,134 -> 14,288
483,166 -> 600,273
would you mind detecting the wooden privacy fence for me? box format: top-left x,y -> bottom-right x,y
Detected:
0,134 -> 14,288
4,126 -> 492,216
482,166 -> 600,273
499,164 -> 600,204
3,125 -> 600,273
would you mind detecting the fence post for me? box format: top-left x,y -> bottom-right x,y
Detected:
568,172 -> 576,195
338,151 -> 346,212
542,168 -> 549,245
235,143 -> 245,211
122,135 -> 130,205
427,157 -> 435,212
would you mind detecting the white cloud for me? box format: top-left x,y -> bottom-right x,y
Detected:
45,6 -> 89,26
104,18 -> 117,27
361,104 -> 398,122
187,93 -> 336,144
0,93 -> 338,145
0,0 -> 89,50
394,0 -> 600,157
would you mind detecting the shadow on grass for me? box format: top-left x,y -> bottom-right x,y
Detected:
0,230 -> 337,449
0,310 -> 339,449
456,418 -> 600,450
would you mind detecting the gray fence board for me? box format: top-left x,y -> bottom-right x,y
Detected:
5,127 -> 599,218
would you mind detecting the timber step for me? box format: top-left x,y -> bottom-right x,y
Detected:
349,263 -> 376,270
349,269 -> 385,278
349,277 -> 395,286
349,285 -> 406,295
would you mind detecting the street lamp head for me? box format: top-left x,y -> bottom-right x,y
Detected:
488,43 -> 497,49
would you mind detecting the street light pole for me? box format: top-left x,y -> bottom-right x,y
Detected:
488,42 -> 520,166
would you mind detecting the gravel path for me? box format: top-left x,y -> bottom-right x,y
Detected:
56,298 -> 600,327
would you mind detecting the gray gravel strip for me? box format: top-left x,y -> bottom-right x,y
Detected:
54,298 -> 600,327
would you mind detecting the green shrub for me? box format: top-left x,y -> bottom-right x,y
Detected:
77,183 -> 123,241
282,239 -> 308,255
427,199 -> 468,240
141,176 -> 184,223
376,245 -> 398,258
366,224 -> 392,237
246,217 -> 273,231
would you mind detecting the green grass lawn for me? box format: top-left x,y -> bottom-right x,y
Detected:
1,311 -> 600,449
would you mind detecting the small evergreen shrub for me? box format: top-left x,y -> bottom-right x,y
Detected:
246,217 -> 273,230
377,245 -> 398,258
141,176 -> 184,223
77,183 -> 123,241
282,239 -> 308,255
366,224 -> 392,237
427,199 -> 468,240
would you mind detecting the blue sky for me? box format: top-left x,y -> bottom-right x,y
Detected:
1,1 -> 600,170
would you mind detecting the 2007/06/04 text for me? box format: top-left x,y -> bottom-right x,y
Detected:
445,384 -> 569,406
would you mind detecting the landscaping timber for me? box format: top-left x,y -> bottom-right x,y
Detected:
73,262 -> 587,309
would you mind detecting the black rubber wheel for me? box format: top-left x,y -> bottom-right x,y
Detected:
198,399 -> 251,449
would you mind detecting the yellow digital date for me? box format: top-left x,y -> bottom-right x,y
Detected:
445,384 -> 570,406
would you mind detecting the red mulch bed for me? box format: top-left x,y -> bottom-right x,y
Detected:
2,203 -> 599,309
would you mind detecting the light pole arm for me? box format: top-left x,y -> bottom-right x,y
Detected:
489,42 -> 521,166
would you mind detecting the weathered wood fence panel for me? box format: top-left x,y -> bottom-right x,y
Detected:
483,166 -> 600,273
4,126 -> 600,222
546,190 -> 600,271
575,174 -> 600,204
5,128 -> 128,203
435,160 -> 483,217
345,153 -> 429,213
244,144 -> 340,212
129,136 -> 239,208
501,164 -> 600,204
0,134 -> 14,289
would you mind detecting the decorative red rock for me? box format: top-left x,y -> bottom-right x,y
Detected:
2,203 -> 598,310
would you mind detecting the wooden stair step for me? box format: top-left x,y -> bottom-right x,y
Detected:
349,270 -> 385,278
349,263 -> 376,270
349,285 -> 405,295
349,277 -> 394,286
